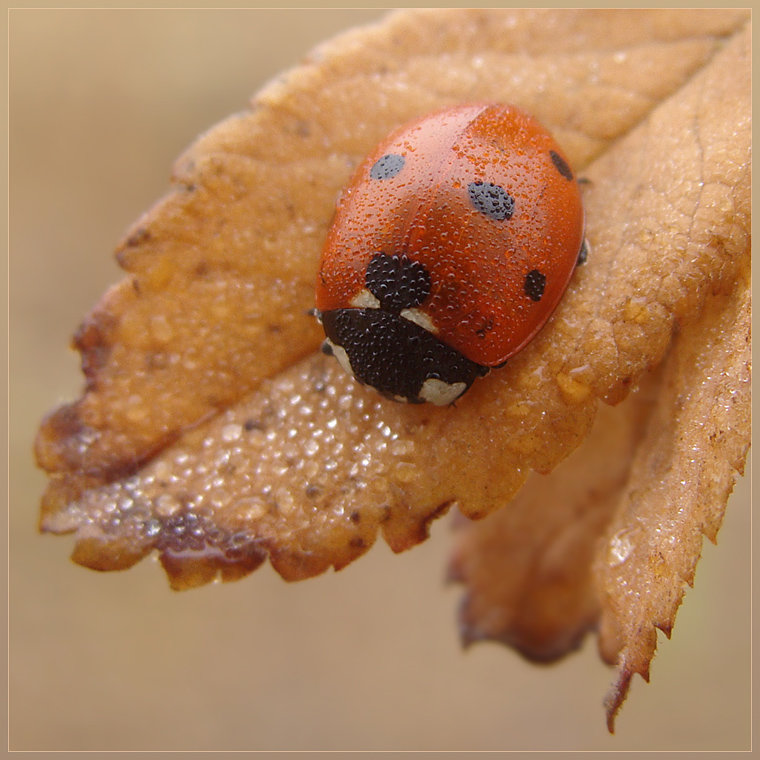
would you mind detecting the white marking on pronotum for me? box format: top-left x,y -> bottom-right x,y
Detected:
400,308 -> 437,333
349,289 -> 380,309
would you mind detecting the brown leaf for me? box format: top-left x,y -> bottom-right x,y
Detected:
448,377 -> 659,662
449,14 -> 750,730
35,8 -> 750,728
595,274 -> 750,730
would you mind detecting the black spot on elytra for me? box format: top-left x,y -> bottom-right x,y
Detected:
365,252 -> 431,313
468,182 -> 514,221
549,150 -> 574,181
475,317 -> 494,338
370,153 -> 405,180
524,269 -> 547,301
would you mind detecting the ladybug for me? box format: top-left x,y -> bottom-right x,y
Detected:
315,103 -> 587,405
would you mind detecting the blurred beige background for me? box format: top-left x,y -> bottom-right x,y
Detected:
9,9 -> 751,752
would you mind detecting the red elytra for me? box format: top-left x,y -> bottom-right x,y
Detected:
315,103 -> 586,405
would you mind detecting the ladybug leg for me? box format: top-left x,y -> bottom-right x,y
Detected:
576,238 -> 590,267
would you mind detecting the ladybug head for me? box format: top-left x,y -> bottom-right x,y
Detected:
317,252 -> 488,405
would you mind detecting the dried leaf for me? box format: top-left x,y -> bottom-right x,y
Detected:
448,13 -> 750,730
35,8 -> 750,728
448,377 -> 659,662
595,274 -> 750,730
